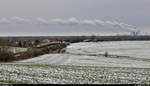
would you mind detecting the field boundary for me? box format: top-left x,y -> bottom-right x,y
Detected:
65,52 -> 150,62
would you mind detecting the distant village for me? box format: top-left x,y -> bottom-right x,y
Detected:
2,38 -> 66,48
0,38 -> 70,62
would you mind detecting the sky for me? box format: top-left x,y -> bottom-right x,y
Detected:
0,0 -> 150,36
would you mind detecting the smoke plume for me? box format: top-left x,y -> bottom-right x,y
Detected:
0,16 -> 138,33
0,18 -> 11,24
10,16 -> 31,24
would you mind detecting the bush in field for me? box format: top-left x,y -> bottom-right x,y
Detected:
32,49 -> 40,57
0,40 -> 14,62
0,46 -> 14,62
27,48 -> 42,57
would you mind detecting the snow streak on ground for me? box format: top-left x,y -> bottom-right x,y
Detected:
17,54 -> 150,68
0,64 -> 150,84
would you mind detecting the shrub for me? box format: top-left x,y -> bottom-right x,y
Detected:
0,46 -> 14,62
27,48 -> 41,57
0,40 -> 14,62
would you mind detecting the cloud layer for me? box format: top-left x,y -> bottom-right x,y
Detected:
0,16 -> 138,32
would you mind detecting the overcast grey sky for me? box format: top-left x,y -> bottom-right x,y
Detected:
0,0 -> 150,36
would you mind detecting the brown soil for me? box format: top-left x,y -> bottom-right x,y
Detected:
0,52 -> 44,62
0,48 -> 66,62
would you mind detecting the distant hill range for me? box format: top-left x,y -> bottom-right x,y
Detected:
1,35 -> 150,43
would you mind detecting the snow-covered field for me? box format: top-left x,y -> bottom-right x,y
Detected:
17,41 -> 150,68
1,41 -> 150,84
67,41 -> 150,59
9,47 -> 27,54
16,53 -> 150,68
0,46 -> 28,54
0,63 -> 150,84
